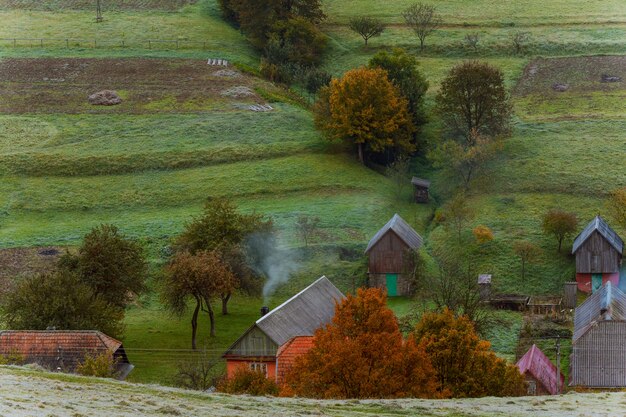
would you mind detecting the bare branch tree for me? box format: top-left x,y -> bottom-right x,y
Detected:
464,32 -> 479,51
511,31 -> 531,55
295,215 -> 320,247
402,3 -> 442,51
348,16 -> 386,46
385,157 -> 410,201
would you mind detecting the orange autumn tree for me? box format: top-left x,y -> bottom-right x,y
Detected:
413,309 -> 526,398
314,67 -> 415,164
283,288 -> 437,398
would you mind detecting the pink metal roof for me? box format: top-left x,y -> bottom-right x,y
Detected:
516,344 -> 564,395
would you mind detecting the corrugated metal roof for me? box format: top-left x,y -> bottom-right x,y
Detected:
573,282 -> 626,342
365,214 -> 423,253
478,274 -> 492,284
255,276 -> 344,347
516,344 -> 564,395
411,177 -> 431,188
572,215 -> 624,254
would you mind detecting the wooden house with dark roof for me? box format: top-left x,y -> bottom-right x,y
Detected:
517,344 -> 564,395
572,216 -> 623,293
365,214 -> 423,297
222,276 -> 343,381
0,330 -> 133,379
411,177 -> 431,203
570,282 -> 626,387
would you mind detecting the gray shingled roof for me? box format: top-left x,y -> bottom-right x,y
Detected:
572,215 -> 624,254
365,214 -> 423,253
255,276 -> 344,346
411,177 -> 431,188
573,282 -> 626,342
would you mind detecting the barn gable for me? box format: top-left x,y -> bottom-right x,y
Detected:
223,276 -> 343,358
365,214 -> 423,253
572,216 -> 623,255
516,344 -> 564,395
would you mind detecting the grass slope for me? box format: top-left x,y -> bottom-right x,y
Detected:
2,366 -> 626,416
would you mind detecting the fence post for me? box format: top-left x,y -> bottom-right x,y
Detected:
13,38 -> 16,47
176,40 -> 179,49
94,39 -> 97,48
40,39 -> 43,47
203,41 -> 206,49
148,40 -> 151,49
66,39 -> 69,48
122,39 -> 125,48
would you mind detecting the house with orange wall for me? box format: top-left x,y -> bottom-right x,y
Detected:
222,276 -> 343,382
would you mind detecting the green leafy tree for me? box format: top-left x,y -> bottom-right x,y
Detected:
348,16 -> 386,46
267,17 -> 327,67
162,250 -> 236,348
429,128 -> 503,189
176,198 -> 272,315
59,224 -> 147,309
369,48 -> 429,135
542,209 -> 578,252
314,67 -> 415,164
436,61 -> 512,139
1,270 -> 124,338
513,240 -> 541,281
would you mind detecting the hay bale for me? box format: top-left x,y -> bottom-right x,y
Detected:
88,90 -> 122,106
220,86 -> 254,98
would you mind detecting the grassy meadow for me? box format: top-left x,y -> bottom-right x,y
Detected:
0,0 -> 624,386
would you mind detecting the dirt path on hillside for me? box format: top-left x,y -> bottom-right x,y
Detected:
1,367 -> 626,417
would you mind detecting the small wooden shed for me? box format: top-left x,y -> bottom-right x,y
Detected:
570,282 -> 626,387
572,216 -> 623,293
223,276 -> 343,381
365,214 -> 423,297
411,177 -> 430,203
517,344 -> 564,395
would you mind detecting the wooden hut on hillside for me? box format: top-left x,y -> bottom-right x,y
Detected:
222,276 -> 343,382
365,214 -> 423,297
517,344 -> 564,395
572,216 -> 623,293
570,282 -> 626,387
411,177 -> 430,203
0,330 -> 133,379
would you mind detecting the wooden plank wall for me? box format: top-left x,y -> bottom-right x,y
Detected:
228,326 -> 278,357
575,231 -> 621,273
368,230 -> 408,274
571,321 -> 626,387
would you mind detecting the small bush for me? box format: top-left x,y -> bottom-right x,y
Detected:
0,350 -> 25,365
76,352 -> 119,378
217,367 -> 279,396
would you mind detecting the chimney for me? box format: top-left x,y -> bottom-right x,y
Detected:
260,306 -> 269,317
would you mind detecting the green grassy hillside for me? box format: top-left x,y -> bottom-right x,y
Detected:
0,0 -> 624,387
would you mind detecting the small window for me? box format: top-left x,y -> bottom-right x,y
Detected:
249,362 -> 268,376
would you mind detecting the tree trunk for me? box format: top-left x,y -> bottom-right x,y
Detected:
221,292 -> 231,315
191,297 -> 200,350
358,142 -> 364,164
203,297 -> 216,337
521,259 -> 526,280
419,37 -> 425,50
558,237 -> 563,253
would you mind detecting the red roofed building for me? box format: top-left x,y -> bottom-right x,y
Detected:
516,344 -> 564,395
276,336 -> 314,385
0,330 -> 134,379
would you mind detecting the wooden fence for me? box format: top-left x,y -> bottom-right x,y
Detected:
0,37 -> 213,50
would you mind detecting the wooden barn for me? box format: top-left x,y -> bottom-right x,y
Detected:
517,344 -> 564,395
222,276 -> 343,382
0,330 -> 133,379
411,177 -> 431,203
572,216 -> 623,293
570,282 -> 626,387
365,214 -> 423,297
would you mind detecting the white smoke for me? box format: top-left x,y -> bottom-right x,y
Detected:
245,232 -> 300,301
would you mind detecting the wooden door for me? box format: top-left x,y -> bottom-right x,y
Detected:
386,274 -> 398,296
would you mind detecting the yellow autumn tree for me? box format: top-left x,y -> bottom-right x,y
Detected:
314,67 -> 415,164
